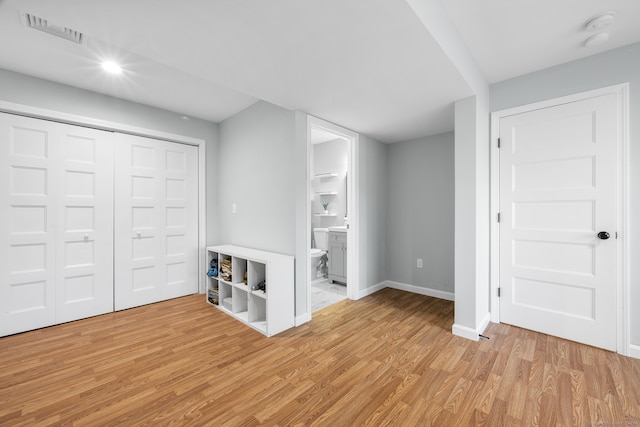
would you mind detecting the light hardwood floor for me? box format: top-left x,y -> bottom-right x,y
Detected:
1,288 -> 639,426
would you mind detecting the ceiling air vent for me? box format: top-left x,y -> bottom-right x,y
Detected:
21,12 -> 87,45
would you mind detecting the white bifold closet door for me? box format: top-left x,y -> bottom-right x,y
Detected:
114,134 -> 198,311
0,113 -> 114,336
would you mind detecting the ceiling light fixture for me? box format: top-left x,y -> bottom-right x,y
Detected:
584,12 -> 615,32
584,32 -> 610,47
101,61 -> 123,74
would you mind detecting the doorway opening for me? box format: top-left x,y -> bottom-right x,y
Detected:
307,116 -> 358,315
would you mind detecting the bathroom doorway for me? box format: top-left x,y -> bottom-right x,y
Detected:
306,116 -> 358,314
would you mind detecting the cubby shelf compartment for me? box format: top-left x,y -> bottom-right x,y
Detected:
251,290 -> 267,299
205,245 -> 294,337
233,282 -> 249,292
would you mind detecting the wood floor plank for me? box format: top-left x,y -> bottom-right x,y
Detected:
1,288 -> 639,426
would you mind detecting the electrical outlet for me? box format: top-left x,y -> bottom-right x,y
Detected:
232,203 -> 237,214
417,258 -> 423,268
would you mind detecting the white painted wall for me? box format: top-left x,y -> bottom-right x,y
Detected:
490,42 -> 640,347
386,132 -> 454,294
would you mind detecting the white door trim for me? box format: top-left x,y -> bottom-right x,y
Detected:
306,115 -> 360,318
0,100 -> 207,296
490,83 -> 630,356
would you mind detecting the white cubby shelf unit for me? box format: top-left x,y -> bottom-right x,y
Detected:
205,245 -> 295,337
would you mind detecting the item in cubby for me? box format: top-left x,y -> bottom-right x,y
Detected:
207,289 -> 219,305
220,259 -> 232,281
207,258 -> 218,277
252,281 -> 266,292
244,271 -> 248,285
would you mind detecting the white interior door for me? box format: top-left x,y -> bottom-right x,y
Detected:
0,114 -> 57,335
0,114 -> 114,335
114,134 -> 198,310
55,123 -> 114,323
499,93 -> 618,351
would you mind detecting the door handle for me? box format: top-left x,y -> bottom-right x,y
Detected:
597,231 -> 610,240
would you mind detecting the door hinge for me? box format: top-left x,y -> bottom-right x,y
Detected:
497,138 -> 501,148
498,287 -> 501,297
616,231 -> 619,239
497,212 -> 501,223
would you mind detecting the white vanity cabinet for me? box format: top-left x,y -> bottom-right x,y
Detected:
205,245 -> 294,337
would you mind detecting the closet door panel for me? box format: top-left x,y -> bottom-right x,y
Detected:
0,114 -> 57,335
55,124 -> 114,323
114,135 -> 163,310
114,134 -> 198,310
163,144 -> 198,300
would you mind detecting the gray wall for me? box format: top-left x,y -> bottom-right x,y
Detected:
358,134 -> 388,291
453,93 -> 491,336
217,101 -> 296,255
490,42 -> 640,346
386,132 -> 454,293
0,68 -> 220,244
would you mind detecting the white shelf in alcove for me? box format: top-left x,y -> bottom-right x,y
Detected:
315,213 -> 337,217
316,191 -> 337,196
315,173 -> 337,178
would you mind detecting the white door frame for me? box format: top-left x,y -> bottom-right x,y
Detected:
0,100 -> 207,296
306,115 -> 359,317
490,84 -> 630,356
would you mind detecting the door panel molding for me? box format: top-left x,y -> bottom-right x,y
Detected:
490,83 -> 630,356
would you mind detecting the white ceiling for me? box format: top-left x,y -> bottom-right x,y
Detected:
0,0 -> 638,143
442,0 -> 640,84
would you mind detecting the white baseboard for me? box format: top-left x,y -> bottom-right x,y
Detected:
295,313 -> 311,327
452,324 -> 480,341
452,313 -> 491,342
629,344 -> 640,359
356,281 -> 387,299
385,281 -> 455,301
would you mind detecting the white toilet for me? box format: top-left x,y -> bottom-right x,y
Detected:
311,228 -> 329,281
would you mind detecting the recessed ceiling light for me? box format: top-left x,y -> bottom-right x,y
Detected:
585,12 -> 615,32
584,32 -> 609,47
101,61 -> 123,74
